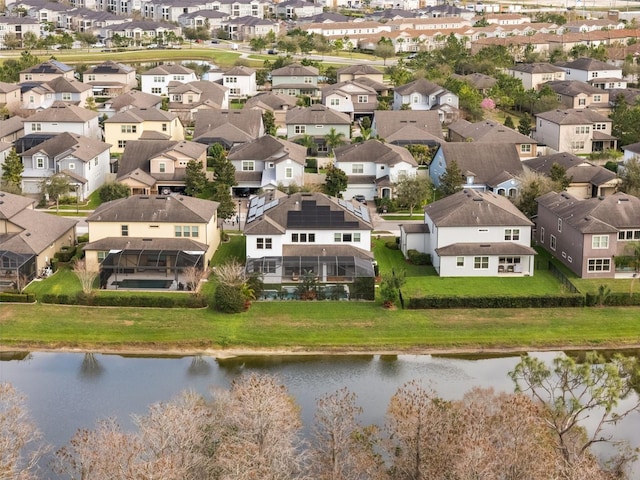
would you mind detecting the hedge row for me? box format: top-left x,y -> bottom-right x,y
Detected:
585,292 -> 640,307
408,294 -> 585,309
40,293 -> 207,308
0,292 -> 36,303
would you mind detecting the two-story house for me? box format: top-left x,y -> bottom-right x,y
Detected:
44,77 -> 94,108
84,194 -> 220,289
100,90 -> 163,119
545,80 -> 610,113
20,132 -> 112,200
104,107 -> 185,153
271,63 -> 320,98
557,57 -> 626,90
0,191 -> 76,289
243,191 -> 375,297
222,66 -> 257,98
82,61 -> 138,98
193,109 -> 264,149
0,17 -> 40,50
19,60 -> 75,84
226,16 -> 280,40
371,110 -> 444,146
23,102 -> 101,140
392,78 -> 459,123
336,64 -> 384,84
0,116 -> 24,144
447,119 -> 537,159
429,143 -> 524,197
116,139 -> 208,195
399,189 -> 536,277
334,139 -> 418,200
533,108 -> 617,155
506,62 -> 565,90
140,64 -> 198,96
227,135 -> 306,195
536,191 -> 640,278
244,92 -> 297,130
285,104 -> 351,155
523,152 -> 620,199
321,81 -> 378,120
167,80 -> 230,125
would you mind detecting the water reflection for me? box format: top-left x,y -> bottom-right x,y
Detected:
79,353 -> 103,381
187,356 -> 212,377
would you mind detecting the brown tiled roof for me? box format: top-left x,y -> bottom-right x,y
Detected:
25,102 -> 99,123
334,139 -> 417,166
286,104 -> 351,125
22,132 -> 110,161
437,143 -> 524,185
228,135 -> 306,165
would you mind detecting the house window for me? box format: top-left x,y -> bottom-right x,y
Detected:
291,233 -> 315,243
162,123 -> 167,132
353,233 -> 361,242
330,98 -> 340,106
175,226 -> 182,237
153,76 -> 165,83
258,259 -> 276,274
62,93 -> 72,101
151,88 -> 162,94
230,88 -> 240,95
118,140 -> 127,149
191,226 -> 199,237
352,163 -> 364,174
594,95 -> 601,102
357,95 -> 368,103
294,125 -> 306,134
504,229 -> 520,241
456,256 -> 464,267
121,225 -> 129,236
267,162 -> 274,169
520,144 -> 531,153
578,98 -> 586,106
121,125 -> 137,133
592,235 -> 609,249
24,74 -> 32,80
550,234 -> 556,251
412,94 -> 420,104
256,237 -> 272,249
97,251 -> 108,263
159,162 -> 166,173
32,123 -> 42,132
242,161 -> 255,171
303,76 -> 313,84
225,76 -> 237,83
618,229 -> 640,241
588,258 -> 611,272
285,167 -> 293,178
558,219 -> 562,232
473,256 -> 489,269
87,74 -> 95,81
68,163 -> 75,170
540,227 -> 545,243
571,140 -> 586,150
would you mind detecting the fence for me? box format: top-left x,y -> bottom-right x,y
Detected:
548,261 -> 580,294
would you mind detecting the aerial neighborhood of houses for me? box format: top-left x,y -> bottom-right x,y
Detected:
3,0 -> 640,302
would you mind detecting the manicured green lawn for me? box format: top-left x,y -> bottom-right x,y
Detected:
1,301 -> 640,352
372,238 -> 565,297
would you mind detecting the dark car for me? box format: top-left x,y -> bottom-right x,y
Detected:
353,195 -> 367,204
267,49 -> 278,55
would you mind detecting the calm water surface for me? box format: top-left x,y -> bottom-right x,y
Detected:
0,351 -> 638,476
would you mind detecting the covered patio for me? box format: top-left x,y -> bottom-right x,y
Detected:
0,250 -> 37,291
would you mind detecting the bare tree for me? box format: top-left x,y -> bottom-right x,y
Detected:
213,259 -> 246,286
309,388 -> 386,480
0,383 -> 49,480
211,373 -> 308,480
72,259 -> 98,295
182,265 -> 210,294
384,380 -> 459,480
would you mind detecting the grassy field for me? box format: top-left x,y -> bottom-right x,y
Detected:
1,301 -> 639,352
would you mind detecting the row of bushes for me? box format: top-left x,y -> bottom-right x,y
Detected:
585,292 -> 640,307
407,250 -> 431,266
0,292 -> 36,303
40,293 -> 207,308
408,294 -> 585,309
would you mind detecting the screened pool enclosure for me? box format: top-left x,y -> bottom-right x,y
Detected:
245,255 -> 375,284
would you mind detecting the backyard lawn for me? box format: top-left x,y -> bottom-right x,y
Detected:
372,237 -> 566,297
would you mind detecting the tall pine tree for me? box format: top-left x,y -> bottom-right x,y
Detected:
1,148 -> 24,192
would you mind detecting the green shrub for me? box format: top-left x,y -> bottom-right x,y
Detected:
77,233 -> 89,243
55,246 -> 77,263
408,295 -> 585,309
407,250 -> 431,265
213,284 -> 246,313
0,293 -> 35,303
40,293 -> 207,308
385,241 -> 399,250
351,277 -> 375,301
306,158 -> 317,170
585,292 -> 640,307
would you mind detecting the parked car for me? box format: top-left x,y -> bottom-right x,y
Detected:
92,42 -> 106,48
146,43 -> 158,49
353,195 -> 367,204
267,49 -> 278,55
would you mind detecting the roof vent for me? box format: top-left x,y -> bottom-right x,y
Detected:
480,244 -> 490,247
473,197 -> 483,202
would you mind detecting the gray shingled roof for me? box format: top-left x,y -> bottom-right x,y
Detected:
25,102 -> 99,123
537,191 -> 640,234
193,109 -> 263,141
244,92 -> 297,111
337,64 -> 382,76
286,104 -> 351,125
87,194 -> 218,224
334,139 -> 417,166
108,91 -> 162,112
535,108 -> 610,124
425,188 -> 533,228
282,244 -> 374,259
227,135 -> 306,165
0,191 -> 35,220
448,119 -> 534,144
142,64 -> 195,76
558,57 -> 617,72
523,152 -> 617,186
509,62 -> 565,74
0,81 -> 20,93
272,63 -> 319,77
394,78 -> 443,96
22,132 -> 110,161
373,110 -> 444,141
224,66 -> 255,76
45,76 -> 92,94
84,236 -> 208,252
104,107 -> 177,123
0,116 -> 24,138
546,80 -> 604,96
118,140 -> 206,178
437,143 -> 524,187
435,242 -> 536,256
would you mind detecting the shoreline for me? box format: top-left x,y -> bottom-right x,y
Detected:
3,343 -> 640,359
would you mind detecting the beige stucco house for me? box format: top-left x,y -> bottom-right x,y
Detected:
103,107 -> 185,153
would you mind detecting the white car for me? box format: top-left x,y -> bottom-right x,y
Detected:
92,42 -> 106,48
146,43 -> 158,49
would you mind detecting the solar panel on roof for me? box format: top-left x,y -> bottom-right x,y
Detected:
361,208 -> 370,223
257,196 -> 265,207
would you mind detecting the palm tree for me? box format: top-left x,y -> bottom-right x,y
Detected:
295,134 -> 316,156
324,128 -> 346,156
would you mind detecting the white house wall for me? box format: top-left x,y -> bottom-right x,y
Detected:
246,229 -> 371,258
